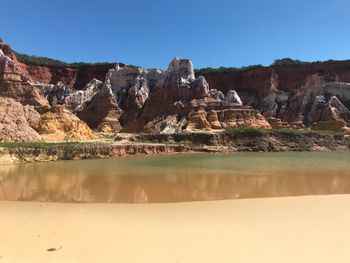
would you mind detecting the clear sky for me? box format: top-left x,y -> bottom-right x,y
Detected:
1,0 -> 349,69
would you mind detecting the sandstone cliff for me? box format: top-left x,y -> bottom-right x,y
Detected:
0,48 -> 48,106
38,106 -> 97,141
198,62 -> 350,131
1,40 -> 350,139
0,97 -> 42,141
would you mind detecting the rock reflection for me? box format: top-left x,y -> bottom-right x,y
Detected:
0,152 -> 349,203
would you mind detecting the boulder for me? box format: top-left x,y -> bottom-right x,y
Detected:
267,117 -> 285,129
311,120 -> 347,132
209,89 -> 225,101
225,90 -> 243,105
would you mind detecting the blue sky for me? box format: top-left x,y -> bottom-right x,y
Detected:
1,0 -> 349,69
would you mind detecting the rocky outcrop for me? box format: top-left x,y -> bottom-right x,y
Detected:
120,58 -> 274,133
308,95 -> 350,125
0,97 -> 42,141
103,65 -> 162,124
41,81 -> 72,106
0,49 -> 48,106
225,90 -> 243,105
38,106 -> 97,141
311,120 -> 348,132
187,110 -> 212,130
187,107 -> 270,131
122,58 -> 212,132
267,117 -> 289,129
199,62 -> 350,129
209,89 -> 225,101
2,39 -> 350,137
77,82 -> 122,133
65,79 -> 103,111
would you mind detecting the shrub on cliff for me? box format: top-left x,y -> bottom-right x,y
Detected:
15,52 -> 114,68
195,64 -> 264,74
271,58 -> 310,66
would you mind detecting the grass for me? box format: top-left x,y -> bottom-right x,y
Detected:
195,58 -> 346,75
15,52 -> 115,68
195,65 -> 264,74
225,127 -> 337,136
0,141 -> 107,149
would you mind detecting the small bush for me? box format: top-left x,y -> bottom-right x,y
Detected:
15,52 -> 115,68
0,141 -> 104,149
225,127 -> 337,136
271,58 -> 310,66
195,64 -> 264,74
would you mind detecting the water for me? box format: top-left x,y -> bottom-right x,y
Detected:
0,152 -> 349,203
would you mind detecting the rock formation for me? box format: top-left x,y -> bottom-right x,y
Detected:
65,79 -> 103,111
122,58 -> 212,132
1,40 -> 350,140
225,90 -> 243,105
0,49 -> 48,106
77,82 -> 122,133
103,64 -> 162,124
42,82 -> 72,106
187,107 -> 270,131
199,64 -> 350,131
38,106 -> 97,141
0,97 -> 42,141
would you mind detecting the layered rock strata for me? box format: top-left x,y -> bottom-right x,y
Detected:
0,97 -> 42,141
0,49 -> 48,106
38,106 -> 97,141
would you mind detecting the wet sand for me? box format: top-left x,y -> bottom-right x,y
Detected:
1,195 -> 350,263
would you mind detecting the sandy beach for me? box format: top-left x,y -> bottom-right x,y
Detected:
0,195 -> 349,263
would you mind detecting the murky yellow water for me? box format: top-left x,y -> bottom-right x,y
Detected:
0,152 -> 349,203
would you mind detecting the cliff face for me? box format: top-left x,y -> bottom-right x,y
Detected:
198,61 -> 350,95
198,62 -> 350,127
0,47 -> 48,106
0,41 -> 350,141
17,63 -> 112,90
1,43 -> 112,90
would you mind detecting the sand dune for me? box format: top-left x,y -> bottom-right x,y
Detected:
1,195 -> 350,263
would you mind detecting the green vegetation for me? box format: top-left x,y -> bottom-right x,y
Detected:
126,64 -> 141,69
225,127 -> 337,136
0,141 -> 109,149
195,64 -> 264,74
271,58 -> 310,66
195,57 -> 341,74
15,52 -> 115,68
0,37 -> 3,43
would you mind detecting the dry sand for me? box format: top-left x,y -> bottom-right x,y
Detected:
1,195 -> 350,263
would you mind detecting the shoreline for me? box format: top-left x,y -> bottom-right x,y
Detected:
1,194 -> 350,263
0,129 -> 349,164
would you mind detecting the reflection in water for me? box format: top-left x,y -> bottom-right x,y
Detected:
0,152 -> 349,203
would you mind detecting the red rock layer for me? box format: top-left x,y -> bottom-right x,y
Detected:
0,43 -> 113,90
197,61 -> 350,95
